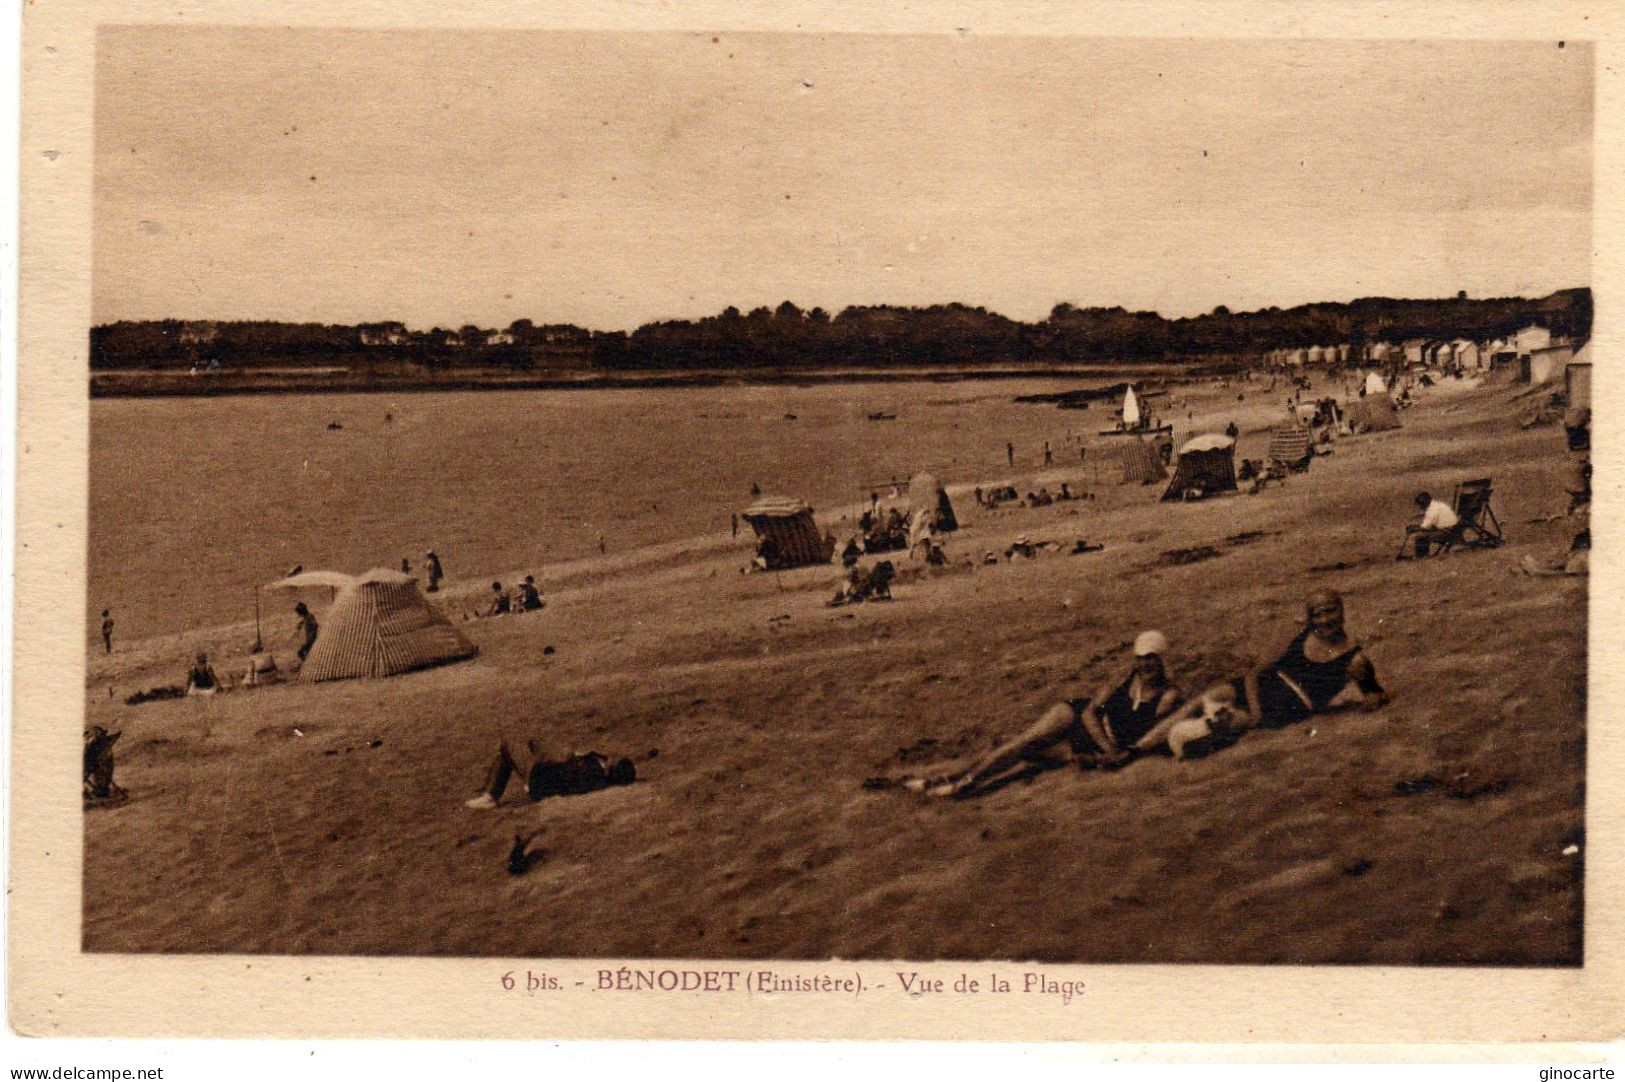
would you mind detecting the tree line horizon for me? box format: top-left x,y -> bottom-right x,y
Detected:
90,287 -> 1591,372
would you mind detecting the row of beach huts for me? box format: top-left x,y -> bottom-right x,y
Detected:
1265,323 -> 1590,407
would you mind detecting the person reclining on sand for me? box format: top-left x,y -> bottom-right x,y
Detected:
487,581 -> 511,617
465,740 -> 637,808
903,631 -> 1183,799
1519,519 -> 1589,577
1131,589 -> 1387,760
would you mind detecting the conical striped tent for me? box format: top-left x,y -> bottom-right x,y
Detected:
1119,438 -> 1169,485
1161,434 -> 1237,502
1266,424 -> 1314,471
741,497 -> 834,569
1346,393 -> 1401,434
298,568 -> 476,682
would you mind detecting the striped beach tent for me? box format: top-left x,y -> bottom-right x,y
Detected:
1161,434 -> 1237,502
741,497 -> 835,569
295,568 -> 476,682
1119,438 -> 1169,485
1266,424 -> 1314,471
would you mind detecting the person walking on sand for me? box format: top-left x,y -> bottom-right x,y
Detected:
1044,440 -> 1054,466
100,609 -> 114,655
425,550 -> 444,593
899,631 -> 1184,799
731,513 -> 739,539
1006,442 -> 1015,467
294,602 -> 320,665
598,532 -> 607,556
1132,589 -> 1387,760
401,556 -> 412,575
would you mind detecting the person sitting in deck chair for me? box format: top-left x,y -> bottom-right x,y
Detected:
1399,491 -> 1459,559
903,631 -> 1183,799
1131,589 -> 1387,761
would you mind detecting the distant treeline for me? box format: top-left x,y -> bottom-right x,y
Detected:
90,288 -> 1590,372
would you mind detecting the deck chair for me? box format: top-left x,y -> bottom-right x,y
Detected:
1433,478 -> 1504,554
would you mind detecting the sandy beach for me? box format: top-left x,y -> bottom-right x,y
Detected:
81,371 -> 1585,963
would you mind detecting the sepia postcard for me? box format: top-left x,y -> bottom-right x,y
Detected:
10,0 -> 1625,1048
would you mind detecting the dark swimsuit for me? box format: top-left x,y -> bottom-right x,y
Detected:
1232,627 -> 1361,726
1067,677 -> 1166,753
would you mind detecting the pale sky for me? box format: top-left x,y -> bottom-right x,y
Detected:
93,29 -> 1592,330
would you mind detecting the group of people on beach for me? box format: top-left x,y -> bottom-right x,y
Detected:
903,588 -> 1387,799
486,575 -> 545,617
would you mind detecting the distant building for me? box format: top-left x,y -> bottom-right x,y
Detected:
1525,341 -> 1575,384
485,331 -> 516,346
1565,340 -> 1591,408
359,322 -> 409,347
1514,324 -> 1552,355
178,323 -> 220,346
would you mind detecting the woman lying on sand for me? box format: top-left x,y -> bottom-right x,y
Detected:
896,631 -> 1184,799
1132,588 -> 1388,760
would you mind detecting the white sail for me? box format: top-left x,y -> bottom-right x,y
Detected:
1122,385 -> 1141,428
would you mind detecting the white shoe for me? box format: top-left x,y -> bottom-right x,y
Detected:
465,793 -> 498,810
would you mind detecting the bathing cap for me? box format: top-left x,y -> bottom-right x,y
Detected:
1134,630 -> 1169,657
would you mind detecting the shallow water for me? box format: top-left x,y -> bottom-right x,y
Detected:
90,375 -> 1126,639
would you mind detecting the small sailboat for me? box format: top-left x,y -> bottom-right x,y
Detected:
1098,383 -> 1172,436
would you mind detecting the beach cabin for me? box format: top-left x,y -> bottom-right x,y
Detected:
1514,324 -> 1552,355
1565,344 -> 1592,409
1368,342 -> 1394,363
1451,339 -> 1481,371
1401,339 -> 1427,365
1524,342 -> 1575,385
